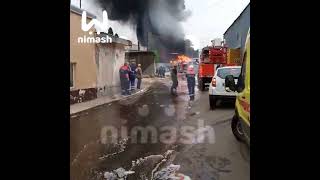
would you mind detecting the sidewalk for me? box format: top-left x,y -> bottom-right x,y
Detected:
70,78 -> 155,115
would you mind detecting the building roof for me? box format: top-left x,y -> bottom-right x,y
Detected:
70,4 -> 96,19
223,2 -> 250,35
96,32 -> 132,46
126,51 -> 155,54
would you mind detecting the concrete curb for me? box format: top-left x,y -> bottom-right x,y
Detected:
70,78 -> 156,115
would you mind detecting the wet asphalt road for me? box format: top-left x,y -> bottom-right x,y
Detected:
70,77 -> 249,180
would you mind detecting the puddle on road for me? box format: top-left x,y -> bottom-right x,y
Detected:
70,79 -> 243,180
70,82 -> 192,180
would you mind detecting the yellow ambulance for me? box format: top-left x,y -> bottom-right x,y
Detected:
225,29 -> 250,145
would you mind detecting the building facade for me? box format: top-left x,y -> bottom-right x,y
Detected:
95,35 -> 131,97
125,51 -> 156,76
70,5 -> 144,104
70,5 -> 98,104
70,4 -> 153,104
223,3 -> 250,55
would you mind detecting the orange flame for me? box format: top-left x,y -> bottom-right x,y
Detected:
176,55 -> 191,63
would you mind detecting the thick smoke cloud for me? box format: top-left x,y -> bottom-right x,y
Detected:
96,0 -> 191,56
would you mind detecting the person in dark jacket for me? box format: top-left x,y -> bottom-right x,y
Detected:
119,62 -> 131,95
159,66 -> 162,78
129,62 -> 137,91
171,65 -> 178,95
186,64 -> 196,101
161,66 -> 166,78
160,66 -> 162,77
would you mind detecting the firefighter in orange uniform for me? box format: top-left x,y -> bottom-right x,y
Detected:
119,62 -> 131,95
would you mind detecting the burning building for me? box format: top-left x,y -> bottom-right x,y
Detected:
96,0 -> 195,63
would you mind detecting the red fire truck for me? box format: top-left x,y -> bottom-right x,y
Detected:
198,46 -> 227,91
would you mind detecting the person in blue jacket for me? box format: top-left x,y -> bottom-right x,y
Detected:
129,62 -> 137,91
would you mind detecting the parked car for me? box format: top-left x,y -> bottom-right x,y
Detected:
208,66 -> 241,110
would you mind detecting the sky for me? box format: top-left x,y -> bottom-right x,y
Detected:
183,0 -> 250,49
71,0 -> 250,50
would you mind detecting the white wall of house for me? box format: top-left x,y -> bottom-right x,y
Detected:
112,47 -> 126,85
96,43 -> 126,97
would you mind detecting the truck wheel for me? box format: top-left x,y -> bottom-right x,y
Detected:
231,115 -> 245,142
209,95 -> 216,110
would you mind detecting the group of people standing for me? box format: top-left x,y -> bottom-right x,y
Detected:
120,61 -> 196,101
119,62 -> 143,95
171,64 -> 196,101
156,66 -> 166,78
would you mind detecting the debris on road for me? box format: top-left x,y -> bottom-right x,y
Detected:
138,104 -> 150,117
164,105 -> 175,116
104,167 -> 135,180
99,138 -> 128,160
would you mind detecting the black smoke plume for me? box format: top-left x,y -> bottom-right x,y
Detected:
96,0 -> 194,61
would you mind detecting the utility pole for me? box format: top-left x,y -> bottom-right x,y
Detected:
79,0 -> 81,9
